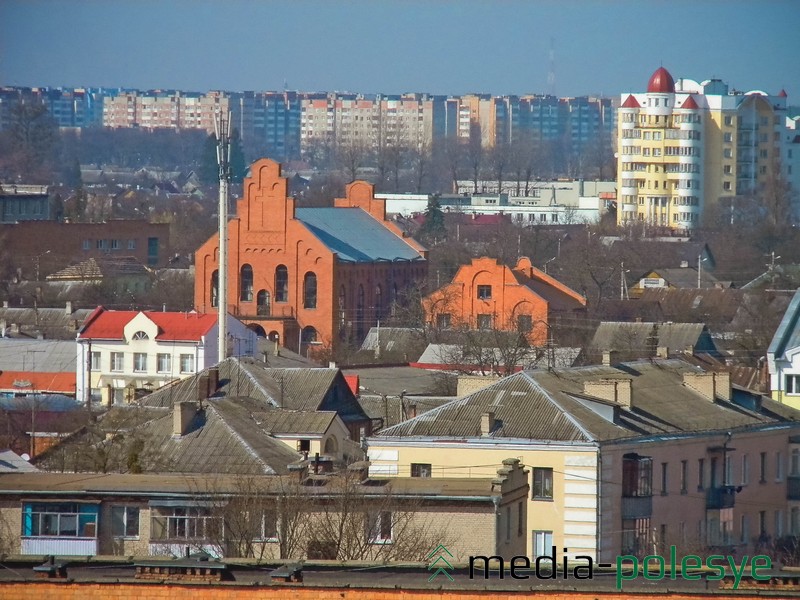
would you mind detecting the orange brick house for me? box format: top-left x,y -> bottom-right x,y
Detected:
194,159 -> 427,354
422,256 -> 586,345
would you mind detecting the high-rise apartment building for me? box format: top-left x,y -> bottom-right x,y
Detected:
102,90 -> 234,133
617,66 -> 789,231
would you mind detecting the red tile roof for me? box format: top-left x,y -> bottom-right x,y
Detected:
79,307 -> 217,342
0,371 -> 76,394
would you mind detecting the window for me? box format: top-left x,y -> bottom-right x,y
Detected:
127,240 -> 136,250
477,285 -> 492,300
90,351 -> 101,371
532,467 -> 553,500
680,460 -> 688,494
623,454 -> 653,497
742,454 -> 750,485
156,353 -> 171,373
303,272 -> 317,309
760,451 -> 767,483
132,331 -> 149,340
517,314 -> 533,333
111,506 -> 140,538
240,264 -> 254,302
111,239 -> 120,250
518,501 -> 524,536
275,265 -> 289,302
660,462 -> 668,495
792,507 -> 800,535
786,375 -> 800,394
791,448 -> 800,477
210,270 -> 219,308
179,354 -> 194,374
723,165 -> 732,175
150,507 -> 218,542
82,239 -> 91,251
533,530 -> 553,559
776,510 -> 784,538
436,313 -> 451,329
724,116 -> 733,126
133,353 -> 147,372
723,182 -> 732,191
477,314 -> 492,330
111,352 -> 124,372
697,458 -> 705,491
367,511 -> 392,543
23,502 -> 98,538
723,148 -> 733,158
411,463 -> 431,478
723,132 -> 733,143
776,452 -> 784,482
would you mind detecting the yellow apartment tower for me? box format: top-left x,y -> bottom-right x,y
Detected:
617,66 -> 788,232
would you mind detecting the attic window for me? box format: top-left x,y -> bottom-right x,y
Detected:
132,331 -> 149,340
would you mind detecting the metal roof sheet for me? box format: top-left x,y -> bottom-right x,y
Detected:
295,208 -> 424,263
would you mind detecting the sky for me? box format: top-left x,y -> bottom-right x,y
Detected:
1,0 -> 798,99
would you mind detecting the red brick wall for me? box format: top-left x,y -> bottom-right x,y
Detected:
194,159 -> 425,352
1,582 -> 796,600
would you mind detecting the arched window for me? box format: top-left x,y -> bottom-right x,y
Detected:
240,264 -> 254,302
210,270 -> 219,308
303,272 -> 317,309
257,289 -> 271,316
301,326 -> 318,343
132,331 -> 149,340
275,265 -> 289,302
356,285 -> 365,340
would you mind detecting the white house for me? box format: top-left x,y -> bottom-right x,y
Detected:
768,289 -> 800,410
76,307 -> 256,405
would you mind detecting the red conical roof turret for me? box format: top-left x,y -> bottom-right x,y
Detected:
779,89 -> 788,98
647,67 -> 675,94
681,95 -> 699,109
621,94 -> 641,108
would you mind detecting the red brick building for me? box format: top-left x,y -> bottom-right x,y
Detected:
194,159 -> 426,353
423,256 -> 586,345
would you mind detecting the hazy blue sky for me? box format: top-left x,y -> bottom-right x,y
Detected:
1,0 -> 798,98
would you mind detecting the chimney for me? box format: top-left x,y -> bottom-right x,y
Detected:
480,411 -> 496,436
602,350 -> 619,367
409,401 -> 417,419
683,372 -> 732,402
288,460 -> 309,484
656,346 -> 669,359
584,379 -> 632,409
197,374 -> 210,402
207,366 -> 219,395
65,301 -> 72,315
2,301 -> 7,308
684,344 -> 695,355
680,260 -> 689,268
173,401 -> 197,436
347,460 -> 371,482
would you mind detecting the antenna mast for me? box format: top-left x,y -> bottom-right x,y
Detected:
215,110 -> 232,362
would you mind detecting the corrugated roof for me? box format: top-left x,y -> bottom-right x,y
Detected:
46,256 -> 149,281
0,371 -> 75,394
296,208 -> 424,263
0,307 -> 92,340
589,322 -> 716,355
376,359 -> 800,444
212,397 -> 337,435
0,339 -> 76,372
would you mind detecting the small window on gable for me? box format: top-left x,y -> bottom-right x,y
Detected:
132,331 -> 149,340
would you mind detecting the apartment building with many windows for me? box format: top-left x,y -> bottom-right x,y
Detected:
617,66 -> 790,232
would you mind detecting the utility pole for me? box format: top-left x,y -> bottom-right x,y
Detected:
215,110 -> 232,363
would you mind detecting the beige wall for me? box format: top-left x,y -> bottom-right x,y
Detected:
367,442 -> 599,560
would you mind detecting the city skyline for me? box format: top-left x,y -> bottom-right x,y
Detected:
1,1 -> 798,98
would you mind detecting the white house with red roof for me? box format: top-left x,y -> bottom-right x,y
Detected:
76,307 -> 256,405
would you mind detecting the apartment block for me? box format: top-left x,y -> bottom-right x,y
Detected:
616,66 -> 789,231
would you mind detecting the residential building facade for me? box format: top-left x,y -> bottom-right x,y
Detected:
768,289 -> 800,410
367,360 -> 800,562
76,307 -> 256,405
193,159 -> 427,353
616,67 -> 790,231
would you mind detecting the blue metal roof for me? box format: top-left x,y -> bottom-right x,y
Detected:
295,208 -> 423,263
768,288 -> 800,359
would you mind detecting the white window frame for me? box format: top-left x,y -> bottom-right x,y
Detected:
156,353 -> 171,374
179,354 -> 194,374
111,352 -> 124,372
111,505 -> 140,539
133,352 -> 147,373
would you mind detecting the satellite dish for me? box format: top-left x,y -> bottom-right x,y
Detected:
21,453 -> 30,462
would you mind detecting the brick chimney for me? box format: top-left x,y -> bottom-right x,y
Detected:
584,379 -> 632,408
602,350 -> 619,367
65,301 -> 72,315
480,411 -> 496,436
173,401 -> 197,436
347,460 -> 371,482
683,372 -> 731,401
656,346 -> 669,359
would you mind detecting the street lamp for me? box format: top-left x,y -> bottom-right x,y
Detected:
697,254 -> 708,289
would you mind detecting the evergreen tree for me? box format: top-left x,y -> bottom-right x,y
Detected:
419,196 -> 446,244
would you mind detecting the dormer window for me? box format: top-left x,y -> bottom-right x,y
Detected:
132,331 -> 149,340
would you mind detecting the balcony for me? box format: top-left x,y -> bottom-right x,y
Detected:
706,485 -> 736,509
788,475 -> 800,501
621,495 -> 653,519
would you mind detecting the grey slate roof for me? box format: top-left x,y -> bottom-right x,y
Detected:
344,365 -> 457,397
589,322 -> 717,355
213,397 -> 338,435
295,208 -> 424,263
0,306 -> 92,340
416,343 -> 580,369
375,359 -> 800,444
0,338 -> 77,372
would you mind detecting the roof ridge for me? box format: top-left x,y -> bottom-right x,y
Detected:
519,371 -> 596,442
205,402 -> 279,475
